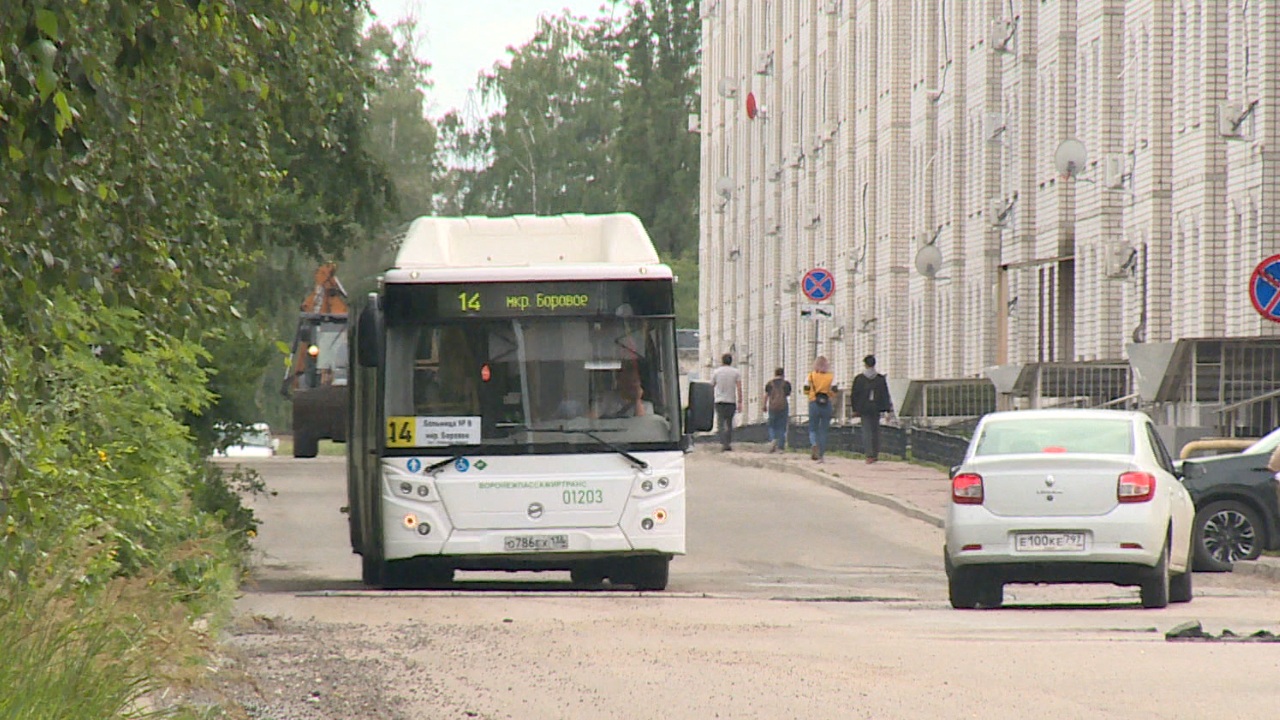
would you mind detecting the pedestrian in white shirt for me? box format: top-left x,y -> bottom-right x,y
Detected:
710,353 -> 743,451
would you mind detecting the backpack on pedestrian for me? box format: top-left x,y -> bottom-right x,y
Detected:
766,379 -> 788,413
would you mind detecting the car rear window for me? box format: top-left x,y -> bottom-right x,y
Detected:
973,418 -> 1134,456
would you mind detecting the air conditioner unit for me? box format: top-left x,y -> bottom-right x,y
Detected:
1104,243 -> 1136,279
687,113 -> 701,134
717,76 -> 738,99
764,216 -> 780,235
786,144 -> 804,168
755,51 -> 774,76
766,163 -> 782,182
810,132 -> 824,154
699,0 -> 718,20
804,204 -> 821,228
988,197 -> 1015,228
821,120 -> 839,143
754,104 -> 769,120
1218,101 -> 1255,140
990,18 -> 1017,55
984,112 -> 1006,144
821,0 -> 841,15
1101,153 -> 1127,190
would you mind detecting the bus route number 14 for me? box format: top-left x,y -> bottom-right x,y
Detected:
458,291 -> 481,312
387,418 -> 415,447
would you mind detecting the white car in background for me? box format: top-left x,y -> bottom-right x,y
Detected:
945,409 -> 1195,609
213,422 -> 279,458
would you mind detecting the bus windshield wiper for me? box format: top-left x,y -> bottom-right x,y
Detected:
562,427 -> 649,471
508,424 -> 649,471
424,455 -> 464,475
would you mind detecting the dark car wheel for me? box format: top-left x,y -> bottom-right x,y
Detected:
945,552 -> 1001,609
293,431 -> 319,458
1139,541 -> 1170,609
1193,500 -> 1264,572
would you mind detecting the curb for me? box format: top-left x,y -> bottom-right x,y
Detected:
720,455 -> 946,529
1230,559 -> 1280,582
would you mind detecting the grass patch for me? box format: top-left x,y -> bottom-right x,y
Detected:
272,436 -> 346,457
0,548 -> 229,720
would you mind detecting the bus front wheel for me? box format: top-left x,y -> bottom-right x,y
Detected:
361,550 -> 384,587
618,556 -> 669,591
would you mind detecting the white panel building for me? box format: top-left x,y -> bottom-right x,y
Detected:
699,0 -> 1280,436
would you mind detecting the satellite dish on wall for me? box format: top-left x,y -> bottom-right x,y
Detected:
717,77 -> 738,99
1054,139 -> 1089,178
915,244 -> 944,279
715,176 -> 734,201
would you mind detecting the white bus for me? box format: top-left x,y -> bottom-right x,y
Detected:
347,214 -> 714,590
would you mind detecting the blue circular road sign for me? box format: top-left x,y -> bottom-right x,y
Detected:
1250,254 -> 1280,324
802,268 -> 835,302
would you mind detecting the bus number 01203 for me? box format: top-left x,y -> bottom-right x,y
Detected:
563,489 -> 603,505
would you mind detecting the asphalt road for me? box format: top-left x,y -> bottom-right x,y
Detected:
218,452 -> 1280,719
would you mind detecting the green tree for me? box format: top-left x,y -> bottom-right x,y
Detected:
363,17 -> 438,223
0,0 -> 392,580
436,11 -> 623,216
433,3 -> 701,326
614,0 -> 701,260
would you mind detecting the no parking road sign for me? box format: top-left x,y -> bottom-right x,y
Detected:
1250,254 -> 1280,324
802,268 -> 835,303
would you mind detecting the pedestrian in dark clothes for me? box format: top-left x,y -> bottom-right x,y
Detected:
851,354 -> 894,463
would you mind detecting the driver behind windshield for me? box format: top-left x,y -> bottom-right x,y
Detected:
590,361 -> 651,418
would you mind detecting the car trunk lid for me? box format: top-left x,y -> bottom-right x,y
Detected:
971,455 -> 1136,517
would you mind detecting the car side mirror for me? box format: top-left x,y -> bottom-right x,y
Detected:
356,295 -> 383,368
684,381 -> 715,433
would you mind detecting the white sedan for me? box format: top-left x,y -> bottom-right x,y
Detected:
212,422 -> 279,458
944,409 -> 1195,609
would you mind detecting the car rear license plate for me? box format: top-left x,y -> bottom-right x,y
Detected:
503,534 -> 569,552
1015,532 -> 1085,552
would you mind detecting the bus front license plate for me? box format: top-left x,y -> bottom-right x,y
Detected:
504,534 -> 569,552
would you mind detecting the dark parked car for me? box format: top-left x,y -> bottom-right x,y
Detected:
1179,427 -> 1280,571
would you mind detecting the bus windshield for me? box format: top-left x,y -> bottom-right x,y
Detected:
384,317 -> 680,451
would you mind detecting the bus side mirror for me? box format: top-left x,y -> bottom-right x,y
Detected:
356,298 -> 383,368
684,381 -> 714,433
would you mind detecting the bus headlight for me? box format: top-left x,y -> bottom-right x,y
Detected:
641,479 -> 653,492
399,482 -> 412,494
641,518 -> 654,530
417,522 -> 431,536
657,477 -> 670,489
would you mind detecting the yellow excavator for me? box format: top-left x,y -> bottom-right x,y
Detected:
281,263 -> 349,458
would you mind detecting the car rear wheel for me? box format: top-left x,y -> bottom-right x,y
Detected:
1169,567 -> 1193,604
1140,541 -> 1170,609
1193,500 -> 1264,572
945,553 -> 1000,609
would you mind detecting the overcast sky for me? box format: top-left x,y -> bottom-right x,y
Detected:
365,0 -> 612,119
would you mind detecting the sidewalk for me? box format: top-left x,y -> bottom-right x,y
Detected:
703,441 -> 949,529
705,441 -> 1280,580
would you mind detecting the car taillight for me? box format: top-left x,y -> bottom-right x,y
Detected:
952,473 -> 984,505
1117,471 -> 1156,503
